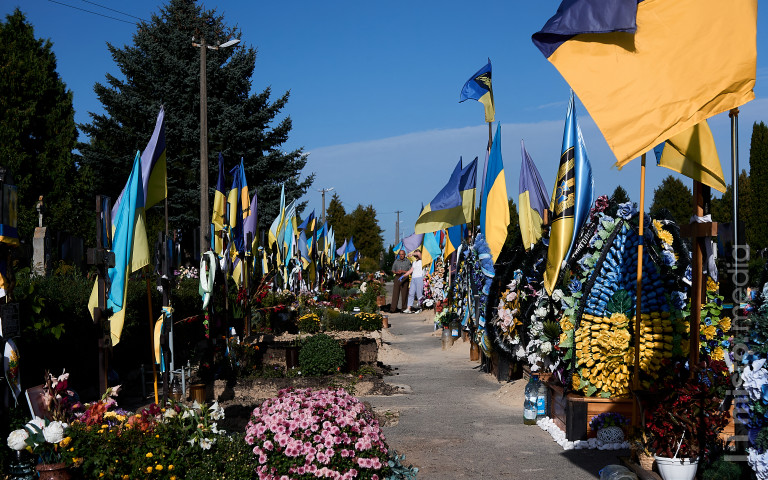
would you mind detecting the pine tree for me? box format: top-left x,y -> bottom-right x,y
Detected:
0,9 -> 87,240
346,204 -> 384,264
611,185 -> 630,205
326,193 -> 348,248
749,121 -> 768,252
77,0 -> 312,240
710,170 -> 750,228
649,175 -> 693,226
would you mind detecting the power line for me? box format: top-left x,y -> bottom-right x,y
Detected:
46,0 -> 138,25
80,0 -> 148,22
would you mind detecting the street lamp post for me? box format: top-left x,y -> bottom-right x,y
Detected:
317,187 -> 334,225
192,36 -> 240,255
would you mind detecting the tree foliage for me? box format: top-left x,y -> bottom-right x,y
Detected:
0,9 -> 89,240
77,0 -> 312,240
710,169 -> 751,242
749,121 -> 768,252
650,175 -> 692,226
325,193 -> 348,240
324,193 -> 383,266
611,185 -> 630,205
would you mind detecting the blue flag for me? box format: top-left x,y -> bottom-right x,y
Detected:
518,140 -> 550,250
460,60 -> 495,123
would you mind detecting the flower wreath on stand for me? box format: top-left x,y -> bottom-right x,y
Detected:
490,269 -> 526,358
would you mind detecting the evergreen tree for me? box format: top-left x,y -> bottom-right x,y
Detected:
710,170 -> 751,229
749,121 -> 768,252
77,0 -> 312,241
0,9 -> 88,240
611,185 -> 630,205
649,175 -> 692,226
326,193 -> 348,245
346,204 -> 384,264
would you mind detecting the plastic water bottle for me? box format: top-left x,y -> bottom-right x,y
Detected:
523,377 -> 538,425
536,379 -> 548,419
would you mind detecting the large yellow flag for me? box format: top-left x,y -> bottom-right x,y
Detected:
533,0 -> 757,165
653,121 -> 726,193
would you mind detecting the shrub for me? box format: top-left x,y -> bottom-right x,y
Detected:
245,388 -> 391,479
327,312 -> 361,332
297,313 -> 321,333
355,312 -> 383,331
298,334 -> 345,375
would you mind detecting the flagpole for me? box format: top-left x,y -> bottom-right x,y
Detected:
145,266 -> 159,404
729,108 -> 739,283
632,154 -> 646,426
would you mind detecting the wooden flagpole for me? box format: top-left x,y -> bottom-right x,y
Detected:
632,154 -> 647,426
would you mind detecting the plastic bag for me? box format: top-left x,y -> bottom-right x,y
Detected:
598,465 -> 638,480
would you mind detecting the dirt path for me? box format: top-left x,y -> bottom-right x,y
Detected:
364,298 -> 628,479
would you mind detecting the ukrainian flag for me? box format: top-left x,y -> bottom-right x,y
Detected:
298,231 -> 311,269
460,60 -> 494,123
459,157 -> 477,224
653,121 -> 726,193
211,153 -> 227,256
227,159 -> 250,253
543,93 -> 594,294
242,189 -> 258,255
422,232 -> 441,268
480,123 -> 509,262
415,159 -> 466,234
268,184 -> 285,248
518,140 -> 550,251
533,0 -> 756,165
344,237 -> 356,263
443,224 -> 464,259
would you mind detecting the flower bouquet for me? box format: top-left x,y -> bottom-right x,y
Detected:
7,417 -> 70,467
589,412 -> 629,443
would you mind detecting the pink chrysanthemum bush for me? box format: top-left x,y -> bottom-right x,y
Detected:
246,388 -> 391,480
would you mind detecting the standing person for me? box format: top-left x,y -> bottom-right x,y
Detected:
403,250 -> 424,314
390,249 -> 411,313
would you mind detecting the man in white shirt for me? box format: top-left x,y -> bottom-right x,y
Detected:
403,250 -> 424,314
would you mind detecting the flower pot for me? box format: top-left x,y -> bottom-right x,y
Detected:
637,451 -> 655,472
654,456 -> 698,480
285,345 -> 300,369
382,315 -> 389,328
36,463 -> 72,480
189,383 -> 206,404
596,426 -> 625,444
376,295 -> 386,307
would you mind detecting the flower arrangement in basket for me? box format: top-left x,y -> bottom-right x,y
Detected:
590,412 -> 630,443
246,388 -> 391,479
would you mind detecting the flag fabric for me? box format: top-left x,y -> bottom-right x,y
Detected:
544,93 -> 594,294
652,121 -> 726,193
532,0 -> 757,165
298,232 -> 311,268
480,123 -> 509,262
336,239 -> 347,258
518,140 -> 551,250
268,185 -> 286,248
88,152 -> 150,346
402,233 -> 424,254
227,159 -> 251,253
392,240 -> 404,254
460,60 -> 495,123
459,157 -> 477,223
298,210 -> 315,232
328,226 -> 336,262
211,153 -> 227,256
422,231 -> 442,267
444,224 -> 464,259
344,237 -> 356,262
242,189 -> 258,255
414,159 -> 466,234
112,106 -> 167,218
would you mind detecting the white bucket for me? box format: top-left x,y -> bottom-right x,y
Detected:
654,456 -> 698,480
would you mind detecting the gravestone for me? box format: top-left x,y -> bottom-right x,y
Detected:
32,196 -> 50,276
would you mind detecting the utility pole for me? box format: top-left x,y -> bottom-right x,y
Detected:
317,187 -> 334,224
394,210 -> 403,244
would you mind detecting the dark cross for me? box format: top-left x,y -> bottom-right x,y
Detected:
679,181 -> 716,365
156,232 -> 172,404
86,196 -> 115,396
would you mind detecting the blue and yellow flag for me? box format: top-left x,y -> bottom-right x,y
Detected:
345,237 -> 356,263
211,153 -> 227,256
422,231 -> 442,267
328,226 -> 336,262
444,224 -> 465,259
460,60 -> 494,123
415,159 -> 466,234
653,121 -> 726,193
242,189 -> 258,255
544,93 -> 594,294
459,157 -> 477,223
227,159 -> 250,253
392,240 -> 404,255
533,0 -> 756,165
480,123 -> 509,262
88,151 -> 150,345
298,210 -> 315,232
336,239 -> 347,260
518,140 -> 551,251
298,231 -> 311,269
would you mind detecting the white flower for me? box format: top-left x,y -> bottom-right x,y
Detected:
27,417 -> 46,432
534,307 -> 548,319
163,409 -> 177,419
749,447 -> 768,480
209,401 -> 225,421
43,421 -> 65,444
182,409 -> 193,419
191,400 -> 202,410
7,429 -> 29,451
552,289 -> 563,302
199,437 -> 215,450
541,342 -> 553,355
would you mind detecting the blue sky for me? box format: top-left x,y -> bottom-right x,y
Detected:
4,1 -> 767,247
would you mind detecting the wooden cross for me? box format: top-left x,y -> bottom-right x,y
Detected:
679,181 -> 717,365
86,196 -> 115,397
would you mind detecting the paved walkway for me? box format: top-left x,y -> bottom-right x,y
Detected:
364,299 -> 628,479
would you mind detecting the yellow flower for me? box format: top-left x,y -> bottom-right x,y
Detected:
156,465 -> 164,471
711,347 -> 725,361
560,317 -> 574,332
719,317 -> 732,332
168,465 -> 174,471
608,330 -> 631,351
171,477 -> 177,480
608,313 -> 629,328
653,220 -> 664,232
572,374 -> 581,391
146,466 -> 153,473
99,473 -> 105,478
559,332 -> 568,345
706,278 -> 719,292
657,229 -> 674,245
60,436 -> 71,448
146,452 -> 153,458
72,458 -> 83,467
702,325 -> 717,340
123,476 -> 130,480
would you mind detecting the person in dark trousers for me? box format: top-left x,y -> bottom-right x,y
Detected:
390,249 -> 411,313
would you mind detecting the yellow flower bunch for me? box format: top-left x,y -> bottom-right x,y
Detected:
657,229 -> 674,246
574,313 -> 633,397
706,277 -> 719,292
299,313 -> 320,324
719,317 -> 732,332
559,316 -> 574,332
637,312 -> 674,388
702,325 -> 717,340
